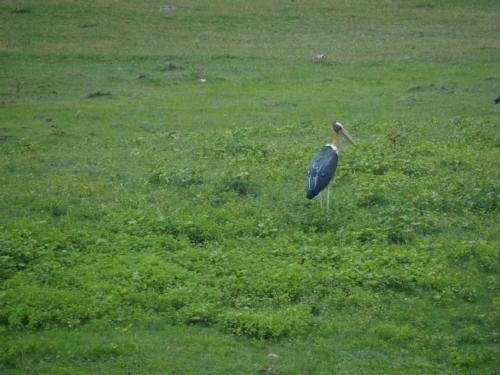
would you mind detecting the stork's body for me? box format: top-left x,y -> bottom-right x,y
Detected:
306,121 -> 355,210
306,144 -> 338,200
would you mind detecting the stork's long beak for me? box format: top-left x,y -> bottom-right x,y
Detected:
340,128 -> 356,146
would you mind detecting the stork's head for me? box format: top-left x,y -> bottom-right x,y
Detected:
331,121 -> 356,145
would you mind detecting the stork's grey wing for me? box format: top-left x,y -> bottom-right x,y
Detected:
306,146 -> 338,199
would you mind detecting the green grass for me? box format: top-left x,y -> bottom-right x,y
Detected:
1,0 -> 499,373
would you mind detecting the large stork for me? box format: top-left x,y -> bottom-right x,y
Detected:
306,121 -> 355,210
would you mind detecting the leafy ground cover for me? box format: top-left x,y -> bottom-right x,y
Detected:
1,0 -> 499,373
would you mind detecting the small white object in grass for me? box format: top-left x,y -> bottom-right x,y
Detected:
267,352 -> 280,358
313,53 -> 326,60
199,78 -> 207,83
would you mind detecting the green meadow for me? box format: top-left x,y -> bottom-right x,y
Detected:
1,0 -> 499,373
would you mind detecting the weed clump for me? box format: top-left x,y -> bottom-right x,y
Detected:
222,304 -> 312,339
160,63 -> 183,71
222,171 -> 258,197
149,167 -> 204,187
85,91 -> 111,98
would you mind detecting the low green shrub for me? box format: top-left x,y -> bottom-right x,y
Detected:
221,171 -> 258,197
0,227 -> 76,281
369,322 -> 419,343
0,285 -> 107,329
221,304 -> 312,339
149,166 -> 204,187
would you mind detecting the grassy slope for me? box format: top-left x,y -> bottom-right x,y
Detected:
1,0 -> 499,373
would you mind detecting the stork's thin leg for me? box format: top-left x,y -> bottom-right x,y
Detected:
319,191 -> 323,209
327,185 -> 330,212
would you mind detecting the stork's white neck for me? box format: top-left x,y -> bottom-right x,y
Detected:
326,144 -> 338,153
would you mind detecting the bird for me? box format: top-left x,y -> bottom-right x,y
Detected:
306,121 -> 355,211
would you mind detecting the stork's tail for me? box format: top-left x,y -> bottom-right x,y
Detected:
306,172 -> 318,199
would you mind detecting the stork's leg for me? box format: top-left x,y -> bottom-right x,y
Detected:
327,185 -> 330,212
319,191 -> 323,209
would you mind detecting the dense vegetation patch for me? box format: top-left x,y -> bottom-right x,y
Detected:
1,120 -> 498,346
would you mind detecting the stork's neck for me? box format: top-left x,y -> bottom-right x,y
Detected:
331,132 -> 341,148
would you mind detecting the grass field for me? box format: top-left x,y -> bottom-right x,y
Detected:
1,0 -> 499,373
